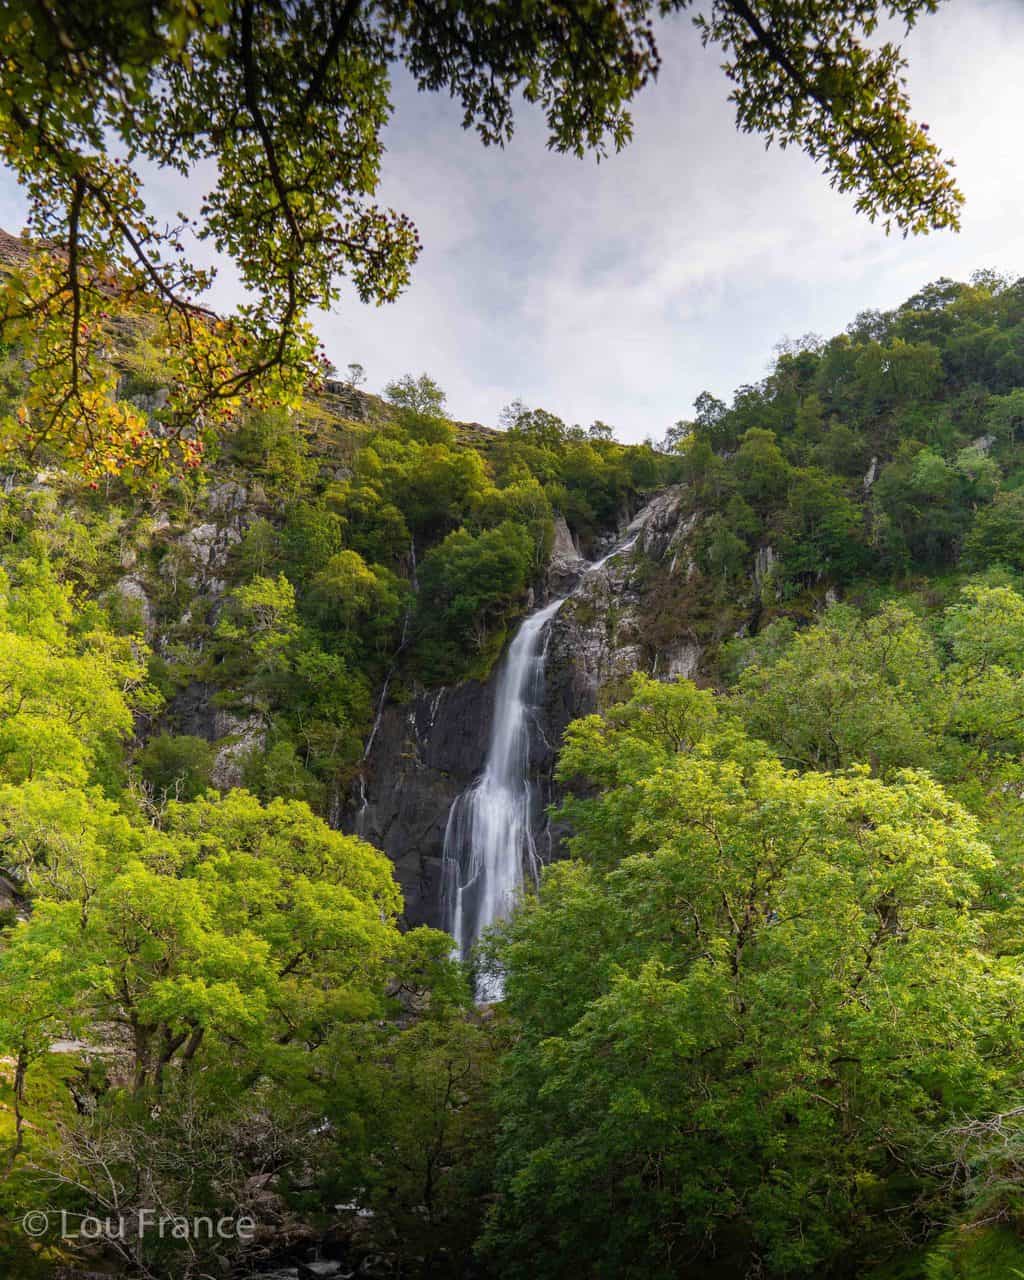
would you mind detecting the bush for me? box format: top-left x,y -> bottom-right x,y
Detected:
136,734 -> 215,802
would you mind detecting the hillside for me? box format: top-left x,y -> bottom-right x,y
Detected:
2,268 -> 1024,1280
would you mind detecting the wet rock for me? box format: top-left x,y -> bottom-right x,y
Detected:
350,681 -> 494,928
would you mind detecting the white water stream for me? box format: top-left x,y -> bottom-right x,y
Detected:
441,596 -> 564,999
441,531 -> 640,998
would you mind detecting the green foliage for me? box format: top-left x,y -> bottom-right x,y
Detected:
733,427 -> 791,510
307,549 -> 409,655
497,398 -> 674,550
778,466 -> 867,581
696,512 -> 749,583
227,406 -> 318,501
0,567 -> 475,1274
384,372 -> 454,443
729,602 -> 941,771
136,733 -> 215,802
0,559 -> 155,791
678,273 -> 1024,593
964,491 -> 1024,570
279,498 -> 346,578
485,677 -> 1023,1278
415,520 -> 535,682
0,0 -> 962,477
327,986 -> 499,1267
212,572 -> 376,797
6,266 -> 1024,1279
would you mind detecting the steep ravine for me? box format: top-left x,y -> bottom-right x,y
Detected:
349,485 -> 740,930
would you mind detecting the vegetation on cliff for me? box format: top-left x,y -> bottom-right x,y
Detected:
677,272 -> 1024,600
3,266 -> 1024,1279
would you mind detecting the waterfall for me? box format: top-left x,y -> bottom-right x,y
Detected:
441,597 -> 564,999
439,527 -> 641,999
587,532 -> 638,574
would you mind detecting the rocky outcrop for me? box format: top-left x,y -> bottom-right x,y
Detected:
168,681 -> 266,789
111,574 -> 155,639
351,681 -> 495,928
210,708 -> 267,789
546,515 -> 585,594
353,485 -> 725,929
174,519 -> 243,595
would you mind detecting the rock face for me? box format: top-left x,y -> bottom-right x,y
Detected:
351,681 -> 495,928
111,574 -> 155,639
209,708 -> 267,790
352,485 -> 726,930
546,514 -> 586,595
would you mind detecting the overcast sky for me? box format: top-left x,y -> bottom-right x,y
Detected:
2,0 -> 1023,442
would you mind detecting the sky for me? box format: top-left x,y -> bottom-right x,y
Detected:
2,0 -> 1023,443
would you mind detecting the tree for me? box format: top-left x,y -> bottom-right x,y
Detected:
728,602 -> 942,772
777,466 -> 867,583
502,403 -> 569,450
985,388 -> 1024,443
964,491 -> 1024,571
307,549 -> 408,652
385,371 -> 447,419
658,418 -> 691,453
415,519 -> 534,679
0,0 -> 960,475
726,587 -> 1024,917
732,426 -> 791,510
328,995 -> 499,1269
0,788 -> 407,1094
483,677 -> 1022,1278
0,560 -> 153,789
384,372 -> 453,443
692,389 -> 730,446
214,573 -> 301,703
873,446 -> 966,568
136,734 -> 216,803
696,512 -> 749,582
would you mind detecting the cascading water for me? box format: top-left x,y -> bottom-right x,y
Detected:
440,530 -> 640,999
441,597 -> 564,999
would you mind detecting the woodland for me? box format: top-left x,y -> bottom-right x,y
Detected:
1,2 -> 1023,1279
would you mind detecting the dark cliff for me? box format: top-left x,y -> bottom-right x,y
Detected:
350,485 -> 753,929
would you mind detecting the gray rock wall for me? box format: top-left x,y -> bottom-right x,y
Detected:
351,486 -> 719,929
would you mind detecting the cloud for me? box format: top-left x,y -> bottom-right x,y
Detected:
326,0 -> 1024,440
3,1 -> 1022,442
